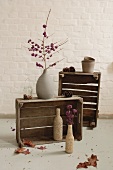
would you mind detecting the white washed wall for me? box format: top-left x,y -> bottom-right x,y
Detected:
0,0 -> 113,115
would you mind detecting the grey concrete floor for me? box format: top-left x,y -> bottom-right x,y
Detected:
0,118 -> 113,170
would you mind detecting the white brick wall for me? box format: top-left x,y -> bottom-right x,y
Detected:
0,0 -> 113,115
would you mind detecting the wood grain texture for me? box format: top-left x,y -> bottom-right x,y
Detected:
62,84 -> 98,91
16,96 -> 83,146
58,72 -> 101,127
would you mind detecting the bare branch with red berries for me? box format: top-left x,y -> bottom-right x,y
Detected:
27,9 -> 67,70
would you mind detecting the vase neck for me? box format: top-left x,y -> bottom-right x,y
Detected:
43,69 -> 47,74
67,125 -> 73,136
56,108 -> 60,117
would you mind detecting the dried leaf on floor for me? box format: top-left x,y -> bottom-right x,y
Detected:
76,162 -> 89,169
76,154 -> 99,169
15,148 -> 30,155
87,154 -> 99,167
22,139 -> 35,147
37,146 -> 47,150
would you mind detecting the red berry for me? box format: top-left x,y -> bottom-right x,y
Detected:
43,32 -> 47,37
51,43 -> 54,47
28,39 -> 31,43
31,53 -> 34,56
43,24 -> 47,28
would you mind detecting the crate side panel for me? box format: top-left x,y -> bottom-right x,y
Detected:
20,127 -> 53,139
83,103 -> 97,109
21,100 -> 73,108
20,116 -> 55,128
82,96 -> 97,103
62,84 -> 98,91
20,107 -> 56,118
62,89 -> 98,97
62,74 -> 99,84
83,109 -> 96,117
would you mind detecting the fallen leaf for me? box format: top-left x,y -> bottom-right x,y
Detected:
37,146 -> 47,150
76,162 -> 89,169
76,154 -> 99,169
23,139 -> 35,147
23,149 -> 30,155
15,148 -> 30,155
87,154 -> 99,167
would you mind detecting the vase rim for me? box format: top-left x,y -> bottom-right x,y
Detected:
84,56 -> 95,61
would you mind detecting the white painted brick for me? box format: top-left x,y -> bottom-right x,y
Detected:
4,68 -> 23,75
100,26 -> 113,33
18,12 -> 28,18
0,55 -> 12,61
0,0 -> 113,115
0,37 -> 8,43
59,19 -> 77,26
0,68 -> 4,74
2,75 -> 10,81
80,13 -> 90,19
67,7 -> 85,13
0,30 -> 12,36
0,24 -> 8,30
76,41 -> 93,50
104,7 -> 113,13
17,37 -> 28,43
96,20 -> 113,26
8,25 -> 18,31
2,42 -> 17,49
10,75 -> 18,81
8,37 -> 17,43
18,25 -> 27,31
7,49 -> 16,56
63,13 -> 73,19
85,7 -> 103,13
63,26 -> 73,32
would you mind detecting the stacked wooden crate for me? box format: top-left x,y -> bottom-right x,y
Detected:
58,71 -> 101,127
16,96 -> 83,147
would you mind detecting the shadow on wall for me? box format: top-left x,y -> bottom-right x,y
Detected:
107,62 -> 113,73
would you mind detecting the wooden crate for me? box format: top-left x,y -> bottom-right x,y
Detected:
16,96 -> 83,147
58,71 -> 101,128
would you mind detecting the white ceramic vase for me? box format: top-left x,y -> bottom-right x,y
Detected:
53,108 -> 63,141
65,124 -> 74,154
36,69 -> 54,99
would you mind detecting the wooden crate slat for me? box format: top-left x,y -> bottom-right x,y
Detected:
62,89 -> 98,97
20,126 -> 53,139
82,96 -> 97,103
21,100 -> 78,108
83,109 -> 96,117
20,126 -> 68,139
20,116 -> 55,128
20,107 -> 56,118
61,74 -> 99,84
62,83 -> 98,91
83,103 -> 97,109
20,115 -> 67,129
83,121 -> 90,127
